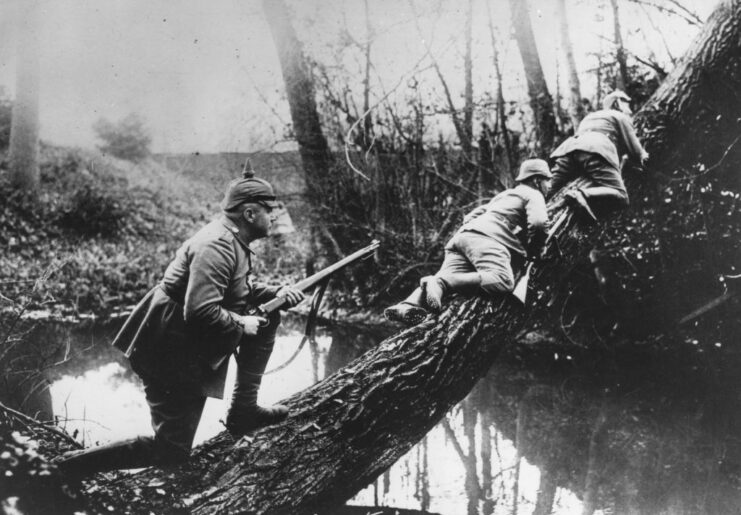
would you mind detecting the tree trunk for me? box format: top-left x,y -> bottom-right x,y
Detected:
635,0 -> 741,173
555,0 -> 585,128
508,0 -> 558,153
262,0 -> 332,201
532,468 -> 557,515
463,0 -> 474,149
610,0 -> 629,92
9,0 -> 41,195
96,2 -> 741,512
486,19 -> 514,183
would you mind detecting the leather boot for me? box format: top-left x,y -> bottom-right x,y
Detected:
421,276 -> 447,312
384,287 -> 429,325
565,189 -> 598,221
226,321 -> 288,437
55,436 -> 174,478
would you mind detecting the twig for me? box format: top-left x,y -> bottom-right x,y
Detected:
0,401 -> 82,449
343,52 -> 429,181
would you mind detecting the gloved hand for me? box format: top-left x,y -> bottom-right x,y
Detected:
277,286 -> 305,308
238,315 -> 267,335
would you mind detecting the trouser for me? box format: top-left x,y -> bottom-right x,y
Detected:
230,311 -> 280,409
438,231 -> 524,294
549,150 -> 629,205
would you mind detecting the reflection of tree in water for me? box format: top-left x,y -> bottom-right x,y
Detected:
0,318 -> 127,422
466,336 -> 741,515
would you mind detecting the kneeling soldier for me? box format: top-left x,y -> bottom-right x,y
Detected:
384,159 -> 551,325
58,165 -> 304,477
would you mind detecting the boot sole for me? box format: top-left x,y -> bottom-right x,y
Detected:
384,305 -> 429,325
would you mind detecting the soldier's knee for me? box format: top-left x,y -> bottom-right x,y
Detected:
152,435 -> 190,465
479,270 -> 515,294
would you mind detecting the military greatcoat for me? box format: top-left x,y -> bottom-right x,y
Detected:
112,216 -> 279,398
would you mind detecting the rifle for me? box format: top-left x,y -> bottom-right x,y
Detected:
254,239 -> 380,317
210,239 -> 380,370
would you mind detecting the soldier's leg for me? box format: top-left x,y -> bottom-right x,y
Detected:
547,154 -> 580,200
577,152 -> 629,211
226,312 -> 287,437
145,381 -> 207,463
462,234 -> 517,294
422,234 -> 479,311
383,286 -> 429,325
57,382 -> 205,478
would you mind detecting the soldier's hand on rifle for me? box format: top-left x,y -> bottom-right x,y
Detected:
277,286 -> 305,308
238,315 -> 267,335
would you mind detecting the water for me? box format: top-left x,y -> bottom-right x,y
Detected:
7,316 -> 741,514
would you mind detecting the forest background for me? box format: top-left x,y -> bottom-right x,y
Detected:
2,0 -> 739,514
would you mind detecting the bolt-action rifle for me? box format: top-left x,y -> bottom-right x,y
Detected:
210,239 -> 380,370
254,239 -> 380,317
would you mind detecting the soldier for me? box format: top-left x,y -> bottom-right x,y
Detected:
57,166 -> 304,477
384,159 -> 551,325
549,90 -> 649,219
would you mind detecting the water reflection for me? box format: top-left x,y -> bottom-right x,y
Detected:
9,315 -> 741,514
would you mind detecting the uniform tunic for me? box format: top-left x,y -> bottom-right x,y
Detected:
113,216 -> 279,399
438,184 -> 548,293
110,216 -> 281,453
549,109 -> 647,197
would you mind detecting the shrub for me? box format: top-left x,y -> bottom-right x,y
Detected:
93,113 -> 152,162
58,180 -> 130,237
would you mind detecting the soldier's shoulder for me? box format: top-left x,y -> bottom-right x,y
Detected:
189,220 -> 236,249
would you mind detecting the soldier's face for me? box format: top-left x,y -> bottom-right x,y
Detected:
244,203 -> 275,237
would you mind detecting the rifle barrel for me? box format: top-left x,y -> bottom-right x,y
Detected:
257,240 -> 379,314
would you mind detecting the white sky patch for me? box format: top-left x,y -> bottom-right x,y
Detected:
0,0 -> 716,151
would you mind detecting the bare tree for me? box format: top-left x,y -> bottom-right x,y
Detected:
610,0 -> 629,91
463,0 -> 474,147
508,0 -> 557,153
9,0 -> 41,195
555,0 -> 585,128
262,0 -> 333,202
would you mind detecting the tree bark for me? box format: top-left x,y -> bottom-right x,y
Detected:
555,0 -> 585,128
262,0 -> 333,201
634,0 -> 741,173
95,2 -> 741,513
508,0 -> 558,153
9,0 -> 41,195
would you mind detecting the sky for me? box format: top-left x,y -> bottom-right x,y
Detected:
0,0 -> 717,154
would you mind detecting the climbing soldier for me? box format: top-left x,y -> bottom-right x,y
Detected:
549,90 -> 649,219
57,165 -> 305,477
384,159 -> 551,325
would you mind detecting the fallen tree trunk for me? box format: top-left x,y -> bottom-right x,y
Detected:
94,1 -> 741,513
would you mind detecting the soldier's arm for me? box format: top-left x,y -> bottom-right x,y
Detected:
462,204 -> 488,224
617,113 -> 649,164
524,190 -> 549,258
183,237 -> 244,346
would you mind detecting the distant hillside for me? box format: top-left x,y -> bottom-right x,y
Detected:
153,151 -> 307,203
0,147 -> 309,316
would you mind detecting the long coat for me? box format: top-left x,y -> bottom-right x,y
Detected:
458,183 -> 549,259
551,109 -> 646,170
112,217 -> 279,398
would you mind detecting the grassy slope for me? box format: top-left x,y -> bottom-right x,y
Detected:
0,146 -> 307,317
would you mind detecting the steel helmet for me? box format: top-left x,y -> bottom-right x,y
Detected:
515,158 -> 552,182
602,90 -> 632,112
